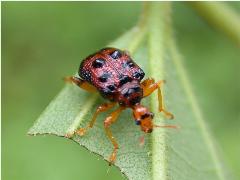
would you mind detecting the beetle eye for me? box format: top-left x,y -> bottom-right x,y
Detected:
135,120 -> 141,125
141,114 -> 150,119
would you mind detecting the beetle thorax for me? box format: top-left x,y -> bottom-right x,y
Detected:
117,80 -> 143,107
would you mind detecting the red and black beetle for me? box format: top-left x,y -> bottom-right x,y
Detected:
65,47 -> 175,164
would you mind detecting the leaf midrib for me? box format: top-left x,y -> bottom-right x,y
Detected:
147,3 -> 225,180
147,3 -> 172,180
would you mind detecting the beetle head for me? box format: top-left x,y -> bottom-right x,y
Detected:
132,104 -> 154,133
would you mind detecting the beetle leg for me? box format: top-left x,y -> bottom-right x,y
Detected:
70,102 -> 117,137
104,106 -> 125,165
141,78 -> 174,119
141,78 -> 159,97
157,82 -> 174,119
64,76 -> 97,92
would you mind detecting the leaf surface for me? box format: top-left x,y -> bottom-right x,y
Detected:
28,2 -> 227,180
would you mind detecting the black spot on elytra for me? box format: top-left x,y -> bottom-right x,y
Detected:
133,69 -> 145,80
99,73 -> 111,82
122,60 -> 135,68
123,86 -> 141,98
123,88 -> 135,97
107,84 -> 116,91
102,88 -> 112,95
100,88 -> 114,100
119,75 -> 132,86
92,58 -> 105,68
132,86 -> 141,92
110,50 -> 122,59
79,70 -> 91,82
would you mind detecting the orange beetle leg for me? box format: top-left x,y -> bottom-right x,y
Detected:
64,76 -> 97,92
141,78 -> 174,119
65,102 -> 116,138
104,106 -> 125,165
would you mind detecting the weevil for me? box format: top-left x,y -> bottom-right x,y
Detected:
65,47 -> 175,164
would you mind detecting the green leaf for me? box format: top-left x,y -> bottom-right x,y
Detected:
28,2 -> 228,180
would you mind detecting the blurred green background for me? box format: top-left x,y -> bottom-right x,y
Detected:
2,2 -> 240,180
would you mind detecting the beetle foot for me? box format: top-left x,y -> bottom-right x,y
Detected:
108,153 -> 116,166
160,108 -> 174,119
64,132 -> 75,138
108,148 -> 118,166
75,128 -> 87,136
